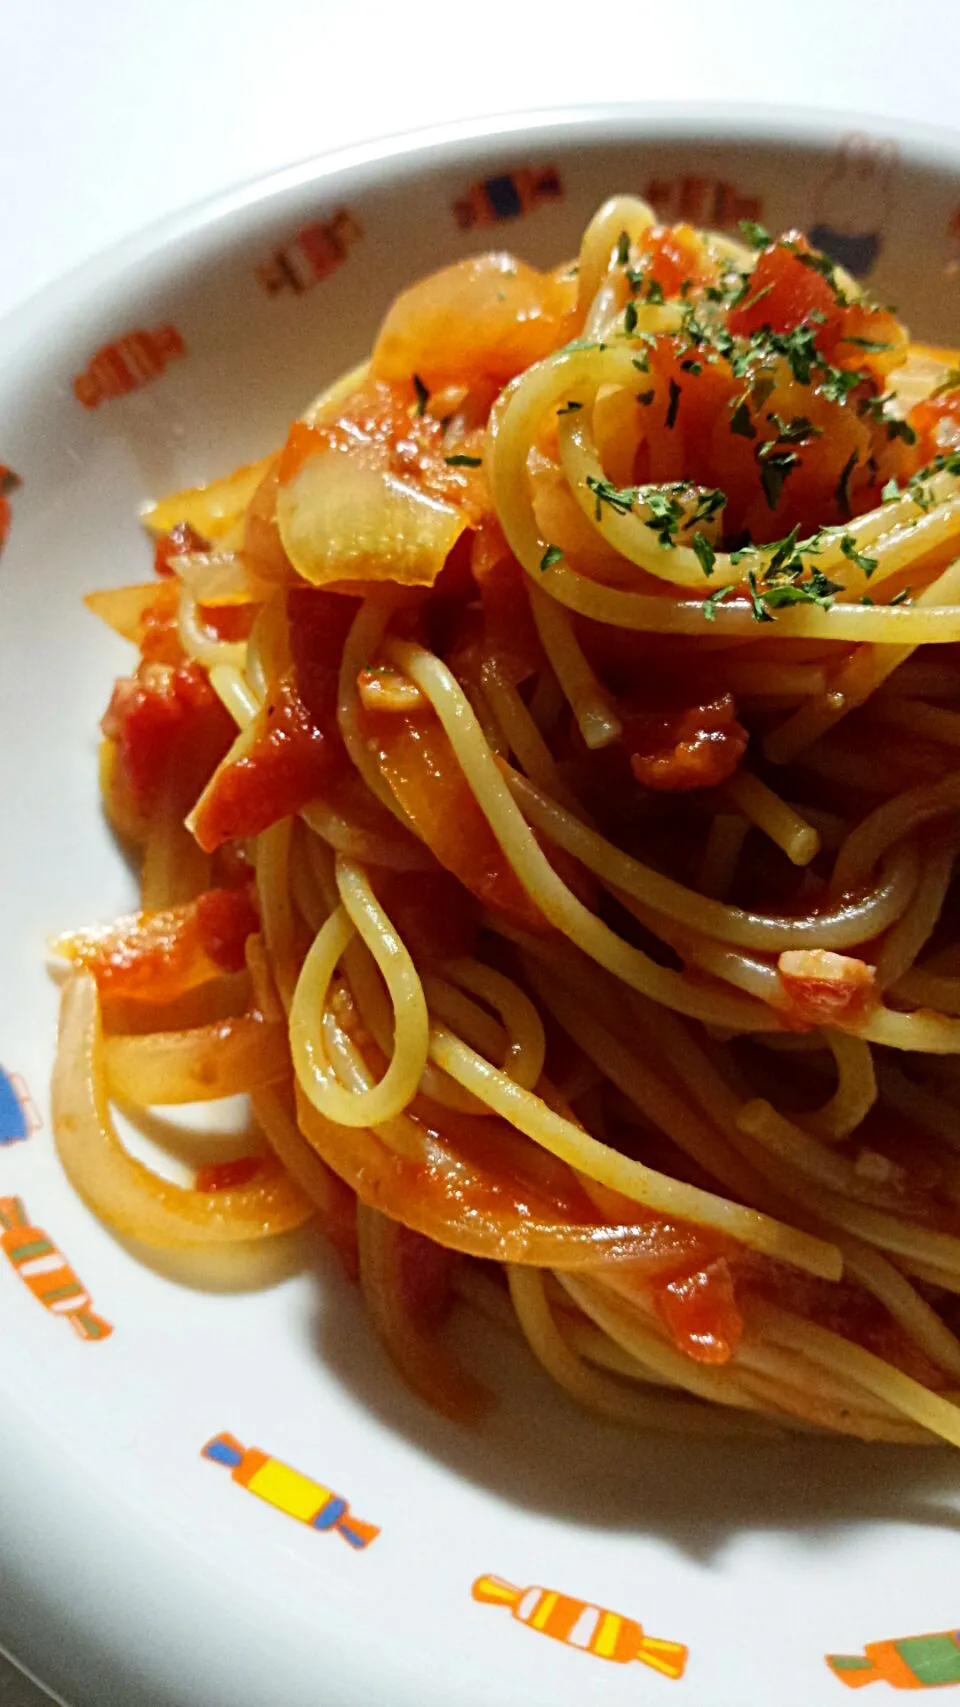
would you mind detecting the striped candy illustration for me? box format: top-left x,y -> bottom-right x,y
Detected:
256,209 -> 362,296
0,1066 -> 39,1144
202,1433 -> 380,1550
0,465 -> 20,559
453,167 -> 562,231
73,325 -> 186,408
644,174 -> 763,230
0,1197 -> 112,1340
828,1628 -> 960,1689
472,1575 -> 688,1679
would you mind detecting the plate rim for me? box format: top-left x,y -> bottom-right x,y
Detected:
4,99 -> 960,1707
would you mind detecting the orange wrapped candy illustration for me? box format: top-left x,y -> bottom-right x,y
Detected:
0,1196 -> 112,1340
73,325 -> 186,408
256,209 -> 362,296
202,1433 -> 380,1550
828,1628 -> 960,1689
472,1574 -> 687,1679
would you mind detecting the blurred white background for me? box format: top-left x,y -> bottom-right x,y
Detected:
2,0 -> 959,1698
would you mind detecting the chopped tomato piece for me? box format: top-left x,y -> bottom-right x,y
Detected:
52,887 -> 259,1002
653,1256 -> 743,1364
195,1156 -> 263,1192
192,673 -> 341,852
777,949 -> 876,1028
728,234 -> 840,342
360,701 -> 547,931
636,222 -> 710,298
102,660 -> 234,810
154,520 -> 208,577
288,585 -> 361,722
909,385 -> 960,462
728,233 -> 905,376
623,693 -> 747,791
194,587 -> 359,853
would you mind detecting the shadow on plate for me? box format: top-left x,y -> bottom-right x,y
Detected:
305,1248 -> 960,1562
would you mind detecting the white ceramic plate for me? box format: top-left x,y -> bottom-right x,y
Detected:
3,106 -> 960,1707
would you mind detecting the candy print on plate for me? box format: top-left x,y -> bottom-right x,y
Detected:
0,1066 -> 39,1145
73,326 -> 186,408
0,466 -> 20,559
472,1575 -> 688,1679
255,209 -> 362,296
809,133 -> 898,279
202,1434 -> 380,1550
452,167 -> 563,230
0,1197 -> 112,1340
828,1628 -> 960,1690
643,173 -> 762,230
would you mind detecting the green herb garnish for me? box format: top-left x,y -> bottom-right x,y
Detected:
834,449 -> 858,518
692,532 -> 716,577
840,533 -> 878,577
586,476 -> 635,519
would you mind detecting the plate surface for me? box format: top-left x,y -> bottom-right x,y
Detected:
2,106 -> 960,1707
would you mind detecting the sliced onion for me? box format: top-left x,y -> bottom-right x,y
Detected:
85,583 -> 164,642
104,1012 -> 289,1105
52,974 -> 312,1247
142,454 -> 275,540
174,551 -> 251,606
277,454 -> 465,588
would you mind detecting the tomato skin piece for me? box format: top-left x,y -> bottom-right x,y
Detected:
777,949 -> 876,1029
653,1257 -> 743,1364
623,694 -> 747,792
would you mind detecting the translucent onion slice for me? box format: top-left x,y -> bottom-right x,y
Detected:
52,973 -> 312,1247
104,1011 -> 290,1105
85,583 -> 165,643
276,454 -> 465,588
142,455 -> 275,540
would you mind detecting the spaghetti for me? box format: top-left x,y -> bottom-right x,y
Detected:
51,198 -> 960,1445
